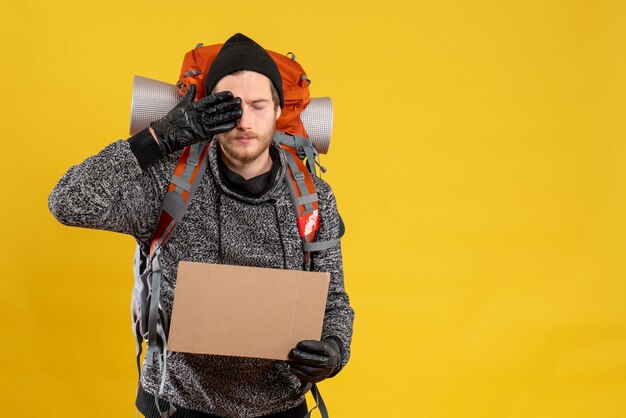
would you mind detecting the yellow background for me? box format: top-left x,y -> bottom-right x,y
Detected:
1,0 -> 625,417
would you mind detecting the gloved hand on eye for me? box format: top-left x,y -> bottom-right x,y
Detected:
151,84 -> 243,156
288,338 -> 342,383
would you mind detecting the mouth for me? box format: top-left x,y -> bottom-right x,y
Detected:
235,136 -> 255,144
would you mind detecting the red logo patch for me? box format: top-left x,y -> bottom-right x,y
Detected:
297,210 -> 319,237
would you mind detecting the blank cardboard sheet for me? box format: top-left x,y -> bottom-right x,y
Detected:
168,261 -> 330,360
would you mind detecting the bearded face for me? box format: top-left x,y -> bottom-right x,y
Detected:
216,118 -> 275,165
213,71 -> 281,167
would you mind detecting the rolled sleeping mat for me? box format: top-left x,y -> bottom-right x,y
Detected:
129,75 -> 334,154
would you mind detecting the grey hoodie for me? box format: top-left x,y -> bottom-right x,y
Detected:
48,139 -> 354,417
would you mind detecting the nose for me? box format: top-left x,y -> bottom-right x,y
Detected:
236,105 -> 252,131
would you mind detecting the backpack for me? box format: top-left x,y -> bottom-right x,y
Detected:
130,42 -> 343,417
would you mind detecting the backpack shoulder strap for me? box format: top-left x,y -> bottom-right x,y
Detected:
274,132 -> 345,270
149,141 -> 211,255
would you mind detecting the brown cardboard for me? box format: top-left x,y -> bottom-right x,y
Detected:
167,261 -> 330,360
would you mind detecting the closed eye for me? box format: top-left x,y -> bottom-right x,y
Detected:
250,99 -> 270,110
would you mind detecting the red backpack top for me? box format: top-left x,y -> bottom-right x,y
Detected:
176,43 -> 311,138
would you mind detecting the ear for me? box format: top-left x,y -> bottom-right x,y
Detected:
275,106 -> 282,121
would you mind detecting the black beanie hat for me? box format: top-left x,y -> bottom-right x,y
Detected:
204,33 -> 284,108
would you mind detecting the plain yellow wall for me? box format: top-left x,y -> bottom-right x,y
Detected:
1,0 -> 625,417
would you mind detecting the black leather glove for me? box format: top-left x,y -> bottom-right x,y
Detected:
151,84 -> 243,155
288,338 -> 342,383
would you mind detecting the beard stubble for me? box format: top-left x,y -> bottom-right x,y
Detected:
216,125 -> 275,164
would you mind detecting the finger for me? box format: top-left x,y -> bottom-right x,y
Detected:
205,121 -> 238,137
199,97 -> 242,116
288,348 -> 328,367
180,84 -> 196,105
288,365 -> 325,384
289,362 -> 327,377
214,98 -> 243,113
195,91 -> 234,108
296,340 -> 330,356
203,108 -> 242,126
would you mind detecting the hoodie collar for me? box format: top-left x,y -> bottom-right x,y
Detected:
208,139 -> 287,203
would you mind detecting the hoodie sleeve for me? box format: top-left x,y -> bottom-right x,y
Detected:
311,179 -> 355,374
48,138 -> 171,242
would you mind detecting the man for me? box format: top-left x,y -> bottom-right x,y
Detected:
48,33 -> 354,418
